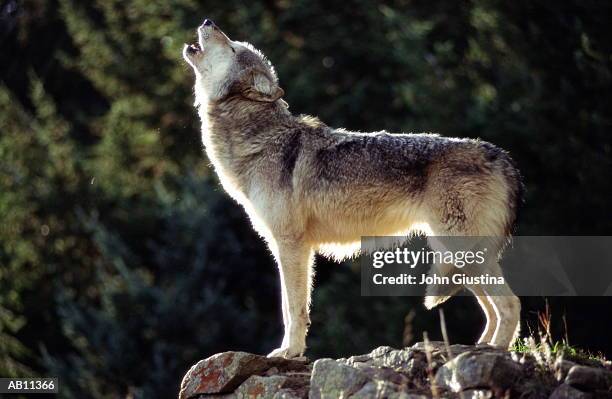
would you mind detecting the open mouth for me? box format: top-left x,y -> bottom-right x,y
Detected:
186,42 -> 201,54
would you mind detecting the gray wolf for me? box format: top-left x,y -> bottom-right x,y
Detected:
183,19 -> 522,358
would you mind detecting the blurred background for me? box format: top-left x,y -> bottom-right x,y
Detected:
1,0 -> 611,397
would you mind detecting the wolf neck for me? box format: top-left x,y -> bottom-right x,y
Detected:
197,96 -> 290,199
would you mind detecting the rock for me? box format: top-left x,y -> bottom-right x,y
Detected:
411,342 -> 477,359
349,380 -> 408,399
565,365 -> 612,391
346,346 -> 413,369
308,359 -> 368,399
345,345 -> 425,380
233,375 -> 308,399
309,357 -> 418,399
178,351 -> 308,399
555,359 -> 579,382
549,384 -> 592,399
340,342 -> 480,388
178,344 -> 609,399
434,350 -> 522,394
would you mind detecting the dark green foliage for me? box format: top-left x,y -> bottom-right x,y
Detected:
1,0 -> 611,397
42,174 -> 279,398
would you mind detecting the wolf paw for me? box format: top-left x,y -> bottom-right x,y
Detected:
267,346 -> 304,359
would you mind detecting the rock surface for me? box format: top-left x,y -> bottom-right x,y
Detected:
434,349 -> 522,395
178,352 -> 310,399
179,343 -> 612,399
565,365 -> 612,391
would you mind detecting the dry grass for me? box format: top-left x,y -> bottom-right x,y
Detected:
512,300 -> 607,365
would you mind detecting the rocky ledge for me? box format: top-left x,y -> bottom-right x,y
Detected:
179,342 -> 612,399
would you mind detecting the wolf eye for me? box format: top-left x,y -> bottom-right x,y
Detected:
230,46 -> 236,54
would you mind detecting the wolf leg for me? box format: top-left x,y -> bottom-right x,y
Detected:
423,236 -> 461,309
482,262 -> 521,348
425,233 -> 508,346
489,293 -> 521,348
466,285 -> 498,344
423,260 -> 461,309
268,239 -> 313,358
279,284 -> 290,348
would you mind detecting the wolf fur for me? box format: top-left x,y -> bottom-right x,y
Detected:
183,20 -> 522,358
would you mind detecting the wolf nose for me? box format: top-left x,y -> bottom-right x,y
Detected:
203,19 -> 214,27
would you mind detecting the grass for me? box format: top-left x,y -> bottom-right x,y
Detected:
512,338 -> 607,364
511,300 -> 608,366
507,302 -> 609,398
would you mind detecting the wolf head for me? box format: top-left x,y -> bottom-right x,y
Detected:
183,19 -> 284,105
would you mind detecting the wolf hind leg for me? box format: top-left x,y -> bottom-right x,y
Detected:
422,235 -> 469,309
423,236 -> 501,345
466,284 -> 498,344
423,255 -> 461,310
424,225 -> 515,347
480,261 -> 521,348
426,239 -> 520,348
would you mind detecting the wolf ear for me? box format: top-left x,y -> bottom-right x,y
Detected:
242,70 -> 284,102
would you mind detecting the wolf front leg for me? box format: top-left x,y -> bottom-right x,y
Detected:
267,239 -> 314,358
